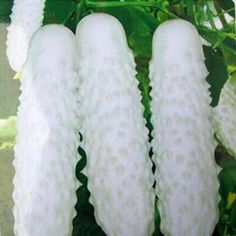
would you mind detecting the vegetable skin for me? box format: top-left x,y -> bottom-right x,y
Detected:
149,19 -> 219,236
6,0 -> 46,72
76,13 -> 155,236
13,24 -> 80,236
215,77 -> 236,158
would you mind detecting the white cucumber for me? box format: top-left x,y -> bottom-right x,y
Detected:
76,13 -> 155,236
149,19 -> 219,236
6,0 -> 46,72
214,77 -> 236,158
13,25 -> 79,236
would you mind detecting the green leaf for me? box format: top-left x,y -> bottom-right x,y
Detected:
43,0 -> 76,25
203,46 -> 229,107
223,36 -> 236,52
183,0 -> 194,23
73,143 -> 106,236
152,198 -> 164,236
218,158 -> 236,170
72,185 -> 106,236
218,159 -> 236,234
0,0 -> 13,23
215,0 -> 235,18
229,201 -> 236,233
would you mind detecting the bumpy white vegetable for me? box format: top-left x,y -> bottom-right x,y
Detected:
149,19 -> 219,236
215,77 -> 236,158
76,13 -> 155,236
13,25 -> 79,236
6,0 -> 46,72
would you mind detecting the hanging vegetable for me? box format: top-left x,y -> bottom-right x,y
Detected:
76,13 -> 155,236
215,76 -> 236,158
6,0 -> 46,72
13,24 -> 80,236
149,19 -> 219,236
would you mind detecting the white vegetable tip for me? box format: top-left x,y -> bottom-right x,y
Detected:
13,24 -> 80,236
6,0 -> 46,72
76,13 -> 155,236
150,19 -> 219,236
151,19 -> 205,73
215,77 -> 236,158
76,13 -> 132,60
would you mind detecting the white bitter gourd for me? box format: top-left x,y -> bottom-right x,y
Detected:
76,13 -> 155,236
13,24 -> 79,236
6,0 -> 46,72
214,77 -> 236,158
149,19 -> 219,236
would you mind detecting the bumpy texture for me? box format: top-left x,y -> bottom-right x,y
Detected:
215,77 -> 236,158
13,25 -> 80,236
149,19 -> 219,236
6,0 -> 46,72
76,13 -> 155,236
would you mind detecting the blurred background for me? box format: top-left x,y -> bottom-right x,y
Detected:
0,22 -> 19,236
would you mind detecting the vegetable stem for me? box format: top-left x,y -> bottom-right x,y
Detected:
84,1 -> 178,18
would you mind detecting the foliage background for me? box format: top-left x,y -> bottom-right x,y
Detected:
0,0 -> 235,235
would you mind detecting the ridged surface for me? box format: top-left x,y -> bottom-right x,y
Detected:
149,19 -> 219,236
13,25 -> 80,236
6,0 -> 46,72
215,77 -> 236,158
76,13 -> 155,236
